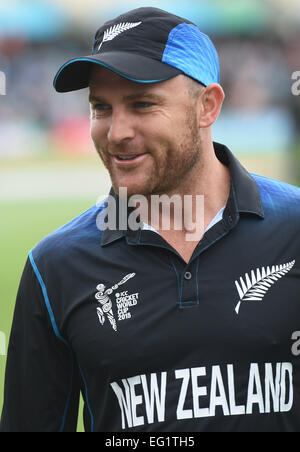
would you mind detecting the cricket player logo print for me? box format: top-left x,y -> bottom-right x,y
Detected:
95,273 -> 139,331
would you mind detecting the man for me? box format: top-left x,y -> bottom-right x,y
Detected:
1,7 -> 300,433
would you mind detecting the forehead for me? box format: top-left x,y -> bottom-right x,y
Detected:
89,65 -> 188,98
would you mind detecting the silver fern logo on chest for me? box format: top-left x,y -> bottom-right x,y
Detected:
235,260 -> 295,314
98,22 -> 142,51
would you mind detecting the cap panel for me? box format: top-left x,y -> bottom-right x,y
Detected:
162,23 -> 220,86
93,15 -> 183,64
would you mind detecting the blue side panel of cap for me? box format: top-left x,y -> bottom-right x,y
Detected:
53,58 -> 170,89
162,23 -> 220,86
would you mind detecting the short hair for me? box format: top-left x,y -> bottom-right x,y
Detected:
184,76 -> 205,100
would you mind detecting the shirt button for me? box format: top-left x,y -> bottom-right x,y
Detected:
184,271 -> 192,280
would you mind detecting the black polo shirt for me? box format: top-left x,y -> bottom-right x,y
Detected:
1,142 -> 300,432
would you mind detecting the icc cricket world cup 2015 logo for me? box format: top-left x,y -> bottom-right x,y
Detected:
95,273 -> 136,332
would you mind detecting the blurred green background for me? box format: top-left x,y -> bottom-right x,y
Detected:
0,0 -> 299,432
0,195 -> 94,431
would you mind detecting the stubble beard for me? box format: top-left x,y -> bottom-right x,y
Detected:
96,106 -> 201,199
150,106 -> 201,197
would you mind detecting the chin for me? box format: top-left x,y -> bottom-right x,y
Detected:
114,185 -> 149,198
112,176 -> 155,198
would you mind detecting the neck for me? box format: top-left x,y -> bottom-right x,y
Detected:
142,140 -> 231,240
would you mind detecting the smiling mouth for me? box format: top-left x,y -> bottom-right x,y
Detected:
113,153 -> 148,165
117,155 -> 139,161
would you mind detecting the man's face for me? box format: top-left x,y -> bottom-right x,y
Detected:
89,67 -> 201,197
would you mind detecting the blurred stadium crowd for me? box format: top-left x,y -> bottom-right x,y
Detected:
0,0 -> 299,178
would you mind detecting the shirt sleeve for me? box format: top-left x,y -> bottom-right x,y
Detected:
0,257 -> 81,432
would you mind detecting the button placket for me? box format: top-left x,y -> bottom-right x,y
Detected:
181,262 -> 198,307
169,256 -> 199,309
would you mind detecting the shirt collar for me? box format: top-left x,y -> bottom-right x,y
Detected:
214,142 -> 264,217
101,142 -> 264,246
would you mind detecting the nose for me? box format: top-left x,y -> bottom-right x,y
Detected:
107,108 -> 135,145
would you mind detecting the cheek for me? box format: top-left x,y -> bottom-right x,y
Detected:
90,119 -> 107,149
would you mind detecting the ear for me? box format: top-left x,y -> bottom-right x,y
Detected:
197,84 -> 225,128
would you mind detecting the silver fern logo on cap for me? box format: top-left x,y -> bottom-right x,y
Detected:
235,260 -> 295,314
98,21 -> 142,51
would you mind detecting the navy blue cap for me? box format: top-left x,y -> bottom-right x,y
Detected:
54,7 -> 220,93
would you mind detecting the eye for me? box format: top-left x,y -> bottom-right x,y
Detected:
134,101 -> 154,109
93,103 -> 111,111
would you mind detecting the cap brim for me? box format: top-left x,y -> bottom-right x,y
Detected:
53,51 -> 183,93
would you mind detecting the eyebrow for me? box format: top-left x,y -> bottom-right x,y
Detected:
89,92 -> 165,104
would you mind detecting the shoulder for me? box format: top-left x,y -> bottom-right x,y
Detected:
252,173 -> 300,213
30,201 -> 107,267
